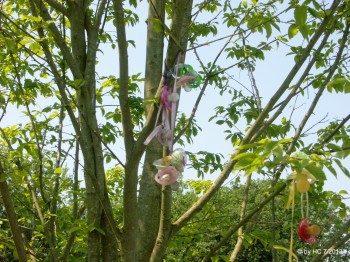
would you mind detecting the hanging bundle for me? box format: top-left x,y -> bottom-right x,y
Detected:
287,167 -> 321,244
144,58 -> 200,186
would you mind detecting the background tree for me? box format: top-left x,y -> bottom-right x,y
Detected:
0,0 -> 350,261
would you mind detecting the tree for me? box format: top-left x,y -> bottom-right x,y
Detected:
0,0 -> 350,261
166,179 -> 350,261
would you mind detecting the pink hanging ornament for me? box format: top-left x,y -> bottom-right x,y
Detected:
176,75 -> 196,87
155,166 -> 179,186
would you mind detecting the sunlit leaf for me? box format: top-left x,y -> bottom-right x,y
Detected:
294,5 -> 307,26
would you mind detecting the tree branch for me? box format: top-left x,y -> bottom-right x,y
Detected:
48,104 -> 65,256
241,0 -> 341,145
32,0 -> 83,79
319,113 -> 350,146
112,0 -> 134,154
0,161 -> 28,262
251,17 -> 336,141
241,31 -> 262,112
150,186 -> 172,261
137,0 -> 166,259
171,2 -> 343,256
44,0 -> 68,16
9,53 -> 48,205
172,157 -> 237,234
229,175 -> 252,260
287,22 -> 350,153
111,1 -> 137,260
28,0 -> 81,138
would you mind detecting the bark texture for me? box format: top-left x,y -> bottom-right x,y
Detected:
138,0 -> 165,260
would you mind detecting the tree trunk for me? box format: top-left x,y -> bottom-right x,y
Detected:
138,140 -> 163,261
68,1 -> 119,260
138,0 -> 165,260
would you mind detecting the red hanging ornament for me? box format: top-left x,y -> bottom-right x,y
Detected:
298,218 -> 321,244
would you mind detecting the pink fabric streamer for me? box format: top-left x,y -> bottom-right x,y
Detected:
144,86 -> 173,147
161,85 -> 172,110
144,54 -> 182,153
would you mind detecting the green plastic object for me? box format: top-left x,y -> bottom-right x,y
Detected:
179,64 -> 202,89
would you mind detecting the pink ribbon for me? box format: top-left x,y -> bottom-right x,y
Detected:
144,54 -> 182,152
144,86 -> 173,148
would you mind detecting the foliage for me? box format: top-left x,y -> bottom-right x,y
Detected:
0,0 -> 350,261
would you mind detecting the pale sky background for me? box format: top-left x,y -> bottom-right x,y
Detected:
1,1 -> 349,204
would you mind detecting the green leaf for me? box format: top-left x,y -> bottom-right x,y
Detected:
264,23 -> 272,39
233,152 -> 256,161
129,0 -> 137,7
216,120 -> 225,125
294,5 -> 307,26
234,158 -> 253,171
344,82 -> 350,93
149,18 -> 163,33
339,208 -> 347,218
308,7 -> 320,18
279,138 -> 293,144
332,195 -> 341,208
334,159 -> 350,179
304,164 -> 326,181
264,141 -> 279,153
68,227 -> 81,233
335,149 -> 350,159
288,24 -> 299,39
325,163 -> 338,178
21,15 -> 42,22
299,24 -> 309,39
236,142 -> 259,150
0,174 -> 8,182
5,38 -> 17,52
74,79 -> 85,88
327,77 -> 348,88
54,167 -> 63,174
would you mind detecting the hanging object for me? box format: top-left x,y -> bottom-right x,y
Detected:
153,149 -> 187,186
170,148 -> 187,173
298,218 -> 321,244
287,167 -> 321,244
144,62 -> 202,148
154,166 -> 179,186
288,169 -> 316,193
144,56 -> 201,186
174,64 -> 202,91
